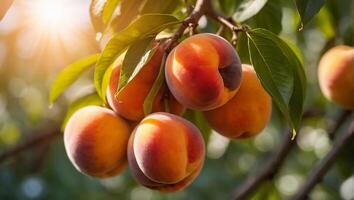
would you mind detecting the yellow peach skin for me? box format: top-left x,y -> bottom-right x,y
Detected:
318,45 -> 354,109
127,112 -> 205,192
107,44 -> 185,121
165,33 -> 242,110
204,65 -> 272,139
64,106 -> 130,178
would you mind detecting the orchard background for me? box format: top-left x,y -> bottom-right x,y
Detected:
0,0 -> 353,199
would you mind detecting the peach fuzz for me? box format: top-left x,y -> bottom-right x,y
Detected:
318,45 -> 354,109
64,106 -> 131,178
203,65 -> 272,139
127,112 -> 205,192
107,44 -> 185,121
165,33 -> 242,110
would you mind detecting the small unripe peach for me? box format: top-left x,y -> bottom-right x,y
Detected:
165,33 -> 242,110
318,45 -> 354,109
64,106 -> 130,178
204,65 -> 272,139
128,112 -> 205,192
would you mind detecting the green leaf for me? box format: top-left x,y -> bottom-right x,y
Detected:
111,0 -> 143,32
315,5 -> 335,39
128,46 -> 158,84
117,36 -> 155,93
236,32 -> 251,64
233,0 -> 268,22
49,54 -> 100,104
90,0 -> 106,32
243,0 -> 283,34
90,0 -> 121,33
218,0 -> 240,16
143,53 -> 166,116
102,0 -> 120,24
94,14 -> 179,98
0,0 -> 13,20
283,39 -> 304,65
296,0 -> 325,30
246,28 -> 306,136
61,93 -> 103,131
101,64 -> 114,104
140,0 -> 182,14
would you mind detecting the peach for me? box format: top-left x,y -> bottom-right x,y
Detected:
203,65 -> 272,139
127,112 -> 205,192
64,106 -> 130,178
165,33 -> 242,110
107,44 -> 185,121
318,45 -> 354,109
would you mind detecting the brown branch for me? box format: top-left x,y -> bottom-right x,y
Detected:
164,0 -> 211,52
231,110 -> 352,200
206,9 -> 246,46
232,131 -> 295,200
164,0 -> 247,50
327,109 -> 352,140
0,127 -> 60,164
292,117 -> 354,200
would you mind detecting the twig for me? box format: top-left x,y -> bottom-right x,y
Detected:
302,108 -> 325,118
232,131 -> 295,200
206,9 -> 246,46
164,0 -> 246,50
29,140 -> 51,173
164,0 -> 211,52
183,0 -> 194,15
231,110 -> 352,200
291,118 -> 354,200
0,128 -> 60,164
327,110 -> 352,140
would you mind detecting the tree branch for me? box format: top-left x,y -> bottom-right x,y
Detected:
327,109 -> 352,140
206,9 -> 246,46
164,0 -> 247,50
0,127 -> 60,164
164,0 -> 211,52
231,110 -> 352,200
292,115 -> 354,200
232,131 -> 295,200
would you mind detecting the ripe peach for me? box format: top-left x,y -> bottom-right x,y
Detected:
127,112 -> 205,192
165,33 -> 242,110
64,106 -> 130,178
203,65 -> 272,139
107,44 -> 185,121
318,45 -> 354,109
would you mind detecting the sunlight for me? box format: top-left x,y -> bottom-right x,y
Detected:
10,0 -> 93,67
36,3 -> 65,25
29,0 -> 75,33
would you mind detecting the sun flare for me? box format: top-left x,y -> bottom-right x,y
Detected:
12,0 -> 94,67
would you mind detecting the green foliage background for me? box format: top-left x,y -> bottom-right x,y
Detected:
0,0 -> 353,199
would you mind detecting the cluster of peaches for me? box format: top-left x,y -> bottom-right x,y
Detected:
63,33 -> 271,192
62,31 -> 353,192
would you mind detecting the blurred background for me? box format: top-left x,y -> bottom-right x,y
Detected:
0,0 -> 353,199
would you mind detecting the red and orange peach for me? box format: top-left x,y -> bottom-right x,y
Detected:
165,33 -> 242,110
204,65 -> 272,139
127,112 -> 205,192
64,106 -> 131,178
318,45 -> 354,109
